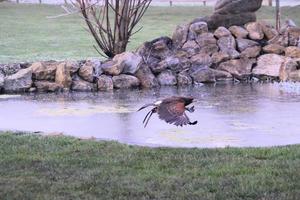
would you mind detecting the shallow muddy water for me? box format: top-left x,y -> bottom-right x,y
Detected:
1,83 -> 300,148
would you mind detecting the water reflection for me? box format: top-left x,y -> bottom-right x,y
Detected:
1,83 -> 300,148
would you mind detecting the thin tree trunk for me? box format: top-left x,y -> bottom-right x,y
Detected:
268,0 -> 272,6
276,0 -> 280,30
115,0 -> 129,54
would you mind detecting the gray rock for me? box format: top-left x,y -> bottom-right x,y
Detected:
137,37 -> 173,59
35,81 -> 61,92
287,27 -> 300,46
177,72 -> 193,86
97,75 -> 113,91
285,46 -> 300,58
214,26 -> 232,39
182,40 -> 200,57
4,67 -> 32,92
65,60 -> 80,74
0,72 -> 4,89
158,56 -> 182,73
31,61 -> 57,81
172,24 -> 189,48
217,36 -> 240,59
157,70 -> 177,86
115,52 -> 142,75
279,58 -> 298,81
253,54 -> 285,78
101,60 -> 123,76
261,22 -> 278,40
135,63 -> 159,88
213,69 -> 233,81
218,58 -> 256,80
71,77 -> 94,92
79,63 -> 94,83
229,26 -> 249,38
245,22 -> 264,40
241,46 -> 261,58
236,38 -> 259,52
268,33 -> 289,47
211,52 -> 230,64
190,67 -> 216,83
0,63 -> 21,76
262,44 -> 285,54
196,33 -> 219,55
189,22 -> 208,39
112,74 -> 140,89
190,53 -> 212,68
85,59 -> 102,77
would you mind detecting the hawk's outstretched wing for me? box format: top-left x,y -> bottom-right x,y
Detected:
157,101 -> 190,126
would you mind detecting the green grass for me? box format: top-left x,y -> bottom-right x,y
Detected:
0,132 -> 300,199
0,3 -> 300,63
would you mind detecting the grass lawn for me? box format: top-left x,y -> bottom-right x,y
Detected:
0,132 -> 299,199
0,3 -> 300,63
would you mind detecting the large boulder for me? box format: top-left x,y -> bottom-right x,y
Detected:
112,74 -> 140,89
97,75 -> 113,91
214,0 -> 262,14
134,63 -> 159,88
192,0 -> 262,30
157,70 -> 177,86
252,54 -> 285,78
4,67 -> 32,92
31,61 -> 57,81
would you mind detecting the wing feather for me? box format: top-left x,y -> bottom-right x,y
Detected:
158,102 -> 190,126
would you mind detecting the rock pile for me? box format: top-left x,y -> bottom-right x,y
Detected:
1,21 -> 300,93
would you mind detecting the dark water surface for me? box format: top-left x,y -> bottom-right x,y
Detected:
1,83 -> 300,148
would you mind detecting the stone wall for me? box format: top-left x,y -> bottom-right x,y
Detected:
1,21 -> 300,93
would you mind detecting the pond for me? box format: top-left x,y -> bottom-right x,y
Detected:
1,83 -> 300,148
